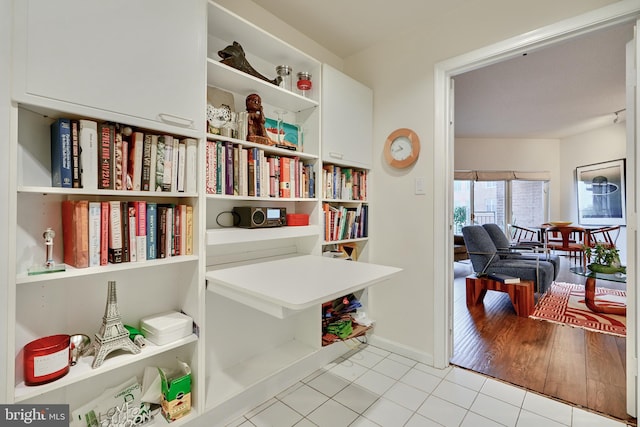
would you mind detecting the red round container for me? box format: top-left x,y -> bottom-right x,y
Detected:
23,334 -> 71,386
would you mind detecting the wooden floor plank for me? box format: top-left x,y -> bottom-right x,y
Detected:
451,258 -> 634,425
544,325 -> 587,407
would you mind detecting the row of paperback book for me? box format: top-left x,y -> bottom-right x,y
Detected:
50,118 -> 197,193
205,140 -> 316,198
323,203 -> 368,242
322,165 -> 367,201
61,200 -> 193,268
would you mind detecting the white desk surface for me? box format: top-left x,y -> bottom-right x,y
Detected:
206,255 -> 401,312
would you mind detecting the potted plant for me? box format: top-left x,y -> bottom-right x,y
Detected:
584,243 -> 626,274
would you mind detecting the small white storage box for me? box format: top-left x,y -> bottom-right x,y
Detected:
140,311 -> 193,346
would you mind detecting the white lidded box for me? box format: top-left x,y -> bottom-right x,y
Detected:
140,311 -> 193,346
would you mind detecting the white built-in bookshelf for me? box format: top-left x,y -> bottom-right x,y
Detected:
5,0 -> 400,425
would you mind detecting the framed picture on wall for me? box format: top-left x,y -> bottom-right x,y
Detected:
576,159 -> 626,226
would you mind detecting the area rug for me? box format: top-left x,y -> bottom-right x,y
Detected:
530,282 -> 626,337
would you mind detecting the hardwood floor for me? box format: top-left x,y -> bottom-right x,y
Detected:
450,258 -> 635,425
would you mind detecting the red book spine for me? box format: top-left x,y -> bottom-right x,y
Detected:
135,201 -> 147,261
100,202 -> 109,265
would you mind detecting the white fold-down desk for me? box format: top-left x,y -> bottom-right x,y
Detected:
206,255 -> 402,318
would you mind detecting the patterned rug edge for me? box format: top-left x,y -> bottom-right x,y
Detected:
529,281 -> 626,338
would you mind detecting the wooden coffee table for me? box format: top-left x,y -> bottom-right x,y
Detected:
570,267 -> 626,316
466,275 -> 535,317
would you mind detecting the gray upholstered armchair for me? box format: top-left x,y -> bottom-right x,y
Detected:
482,223 -> 560,280
462,225 -> 554,294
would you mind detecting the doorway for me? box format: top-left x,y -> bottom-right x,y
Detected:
433,2 -> 640,420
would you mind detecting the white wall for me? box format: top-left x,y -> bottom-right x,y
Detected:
455,138 -> 562,221
206,0 -> 620,362
560,122 -> 627,261
0,0 -> 11,403
341,0 -> 620,362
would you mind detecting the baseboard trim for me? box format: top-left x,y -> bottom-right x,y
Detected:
368,335 -> 434,366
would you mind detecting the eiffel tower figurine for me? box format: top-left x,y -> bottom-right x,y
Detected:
91,280 -> 141,368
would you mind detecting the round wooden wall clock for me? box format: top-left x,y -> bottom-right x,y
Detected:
384,128 -> 420,168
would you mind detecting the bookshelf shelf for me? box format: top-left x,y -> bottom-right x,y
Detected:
16,255 -> 199,284
205,194 -> 318,202
206,226 -> 319,246
322,237 -> 369,246
14,334 -> 198,402
206,59 -> 318,113
17,186 -> 198,198
205,133 -> 319,161
322,198 -> 368,204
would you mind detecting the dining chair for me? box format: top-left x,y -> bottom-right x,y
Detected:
508,224 -> 543,248
544,225 -> 586,265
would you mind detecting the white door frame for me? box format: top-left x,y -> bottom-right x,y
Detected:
433,0 -> 640,416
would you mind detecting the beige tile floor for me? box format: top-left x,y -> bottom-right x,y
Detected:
226,344 -> 629,427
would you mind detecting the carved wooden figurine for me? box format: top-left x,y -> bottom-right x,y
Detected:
246,93 -> 274,146
219,41 -> 282,86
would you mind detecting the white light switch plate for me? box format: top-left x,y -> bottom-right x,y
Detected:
415,177 -> 426,195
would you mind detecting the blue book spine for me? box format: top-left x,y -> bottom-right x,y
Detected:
146,202 -> 157,260
51,118 -> 72,187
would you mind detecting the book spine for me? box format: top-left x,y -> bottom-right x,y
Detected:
61,200 -> 76,266
79,119 -> 99,190
128,204 -> 137,262
205,141 -> 215,194
225,141 -> 234,195
76,200 -> 89,268
129,131 -> 144,191
135,201 -> 147,261
173,204 -> 181,256
279,157 -> 291,198
248,148 -> 255,197
121,201 -> 130,263
114,126 -> 124,190
177,139 -> 186,192
185,138 -> 197,193
88,202 -> 101,267
165,205 -> 174,257
216,141 -> 223,195
171,136 -> 179,192
240,148 -> 248,196
121,130 -> 129,192
233,145 -> 239,196
213,141 -> 220,194
108,200 -> 123,263
100,202 -> 109,265
185,205 -> 193,255
149,135 -> 158,192
146,202 -> 157,260
255,148 -> 261,197
162,135 -> 174,192
51,118 -> 73,188
70,119 -> 81,188
158,206 -> 167,259
156,136 -> 166,192
141,134 -> 152,191
274,156 -> 280,198
98,123 -> 114,189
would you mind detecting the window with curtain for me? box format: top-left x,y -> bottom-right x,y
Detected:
453,170 -> 550,234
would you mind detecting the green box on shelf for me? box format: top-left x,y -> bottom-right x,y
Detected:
159,360 -> 192,422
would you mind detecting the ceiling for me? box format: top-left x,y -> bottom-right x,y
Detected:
253,1 -> 633,139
